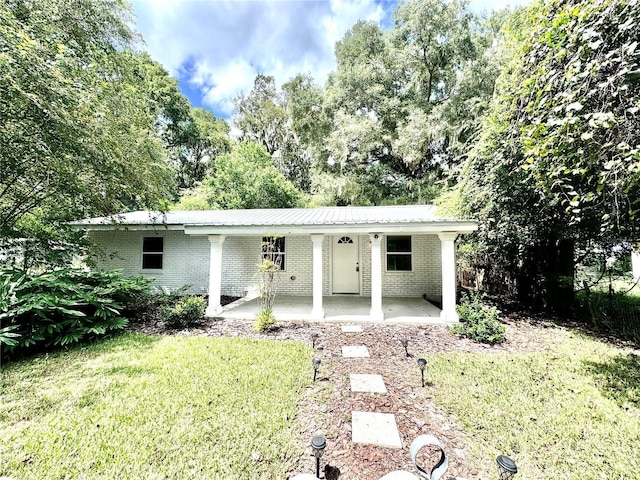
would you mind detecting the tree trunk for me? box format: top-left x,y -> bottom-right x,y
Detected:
517,238 -> 575,314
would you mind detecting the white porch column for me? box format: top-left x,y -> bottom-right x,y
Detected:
310,235 -> 325,320
439,233 -> 459,322
370,234 -> 384,321
205,235 -> 226,317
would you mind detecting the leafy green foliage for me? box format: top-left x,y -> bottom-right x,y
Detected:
233,74 -> 314,192
172,107 -> 231,189
442,0 -> 640,311
253,307 -> 277,333
0,269 -> 150,358
515,0 -> 640,239
253,238 -> 281,333
0,1 -> 204,269
158,295 -> 206,328
310,3 -> 504,205
175,142 -> 303,210
452,291 -> 506,344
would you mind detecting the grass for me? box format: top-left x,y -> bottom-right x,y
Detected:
425,330 -> 640,479
0,333 -> 311,479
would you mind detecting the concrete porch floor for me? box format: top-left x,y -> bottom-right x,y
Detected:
219,295 -> 446,324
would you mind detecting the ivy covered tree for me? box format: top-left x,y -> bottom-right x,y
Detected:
444,0 -> 640,311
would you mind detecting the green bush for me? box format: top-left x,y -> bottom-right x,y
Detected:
253,308 -> 276,333
0,269 -> 151,359
159,296 -> 206,328
452,291 -> 506,344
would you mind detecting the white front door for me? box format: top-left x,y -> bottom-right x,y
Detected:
332,235 -> 359,294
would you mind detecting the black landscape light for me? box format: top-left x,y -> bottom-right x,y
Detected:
400,338 -> 410,357
311,332 -> 319,349
313,357 -> 321,382
417,357 -> 427,387
311,435 -> 326,479
496,455 -> 518,479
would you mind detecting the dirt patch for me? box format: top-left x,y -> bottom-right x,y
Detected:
127,313 -> 563,479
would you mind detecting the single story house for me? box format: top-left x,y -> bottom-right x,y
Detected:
72,205 -> 477,323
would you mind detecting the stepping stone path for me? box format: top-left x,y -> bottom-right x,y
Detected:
350,373 -> 387,393
340,327 -> 402,450
342,345 -> 370,358
352,411 -> 403,449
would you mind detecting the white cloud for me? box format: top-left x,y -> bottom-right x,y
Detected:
131,0 -> 384,116
130,0 -> 530,117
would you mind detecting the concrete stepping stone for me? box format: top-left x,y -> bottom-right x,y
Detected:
341,325 -> 363,333
352,411 -> 402,448
350,373 -> 387,393
342,345 -> 370,357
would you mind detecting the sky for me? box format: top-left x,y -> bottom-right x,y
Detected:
130,0 -> 532,119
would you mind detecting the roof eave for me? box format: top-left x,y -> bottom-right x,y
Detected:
182,222 -> 478,236
71,223 -> 185,232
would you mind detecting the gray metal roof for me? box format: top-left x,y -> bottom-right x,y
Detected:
72,205 -> 466,226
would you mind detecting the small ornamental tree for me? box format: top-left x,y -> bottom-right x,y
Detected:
254,236 -> 283,332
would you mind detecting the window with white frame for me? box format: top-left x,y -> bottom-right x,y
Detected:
262,236 -> 285,270
142,236 -> 163,269
386,235 -> 412,271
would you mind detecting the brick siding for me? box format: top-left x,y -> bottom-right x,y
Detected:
89,231 -> 442,301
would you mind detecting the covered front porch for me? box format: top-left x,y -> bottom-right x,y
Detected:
204,232 -> 463,323
219,295 -> 445,324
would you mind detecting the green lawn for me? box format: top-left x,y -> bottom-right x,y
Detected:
0,333 -> 311,479
426,331 -> 640,479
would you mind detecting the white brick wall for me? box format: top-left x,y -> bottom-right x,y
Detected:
359,234 -> 442,301
89,230 -> 210,294
222,236 -> 319,297
89,231 -> 443,301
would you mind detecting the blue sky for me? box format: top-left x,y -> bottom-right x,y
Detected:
130,0 -> 532,118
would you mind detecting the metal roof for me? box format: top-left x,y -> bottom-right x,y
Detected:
71,205 -> 477,234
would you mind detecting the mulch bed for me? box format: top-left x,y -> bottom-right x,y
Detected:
127,310 -> 564,479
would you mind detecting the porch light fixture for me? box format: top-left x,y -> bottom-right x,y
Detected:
313,357 -> 321,382
311,332 -> 319,349
417,357 -> 427,387
496,455 -> 518,479
400,338 -> 410,357
310,435 -> 326,479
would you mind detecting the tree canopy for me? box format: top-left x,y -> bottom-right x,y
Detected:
0,0 -> 182,266
175,142 -> 303,210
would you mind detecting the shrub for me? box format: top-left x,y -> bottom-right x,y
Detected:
452,291 -> 506,344
159,295 -> 206,328
0,269 -> 151,359
253,308 -> 276,333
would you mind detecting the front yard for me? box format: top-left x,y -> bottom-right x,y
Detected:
0,334 -> 311,479
1,318 -> 639,479
428,333 -> 640,478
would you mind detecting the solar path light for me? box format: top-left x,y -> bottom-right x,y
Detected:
313,357 -> 321,382
311,332 -> 319,349
417,358 -> 427,387
496,455 -> 518,479
311,435 -> 326,479
400,338 -> 410,357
